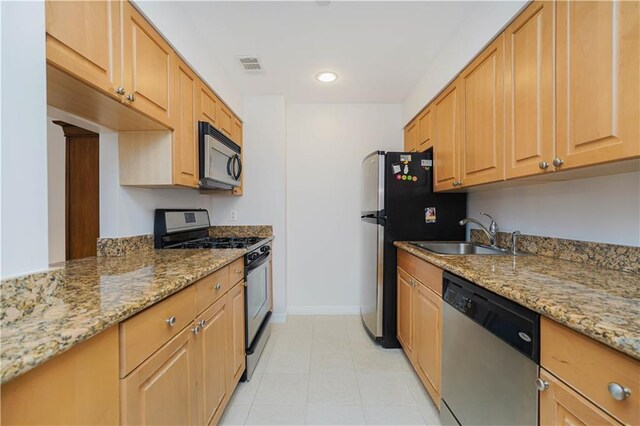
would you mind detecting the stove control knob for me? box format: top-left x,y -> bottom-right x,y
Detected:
260,246 -> 270,253
249,253 -> 259,261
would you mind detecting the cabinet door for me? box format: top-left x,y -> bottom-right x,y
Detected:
232,117 -> 243,146
504,1 -> 554,179
396,268 -> 414,360
198,81 -> 218,126
539,369 -> 622,426
404,121 -> 417,152
460,34 -> 505,187
433,80 -> 461,192
556,1 -> 640,170
414,283 -> 442,407
417,107 -> 433,152
121,326 -> 198,426
226,282 -> 246,394
173,58 -> 198,188
217,103 -> 233,138
45,0 -> 122,98
197,296 -> 229,426
122,2 -> 174,127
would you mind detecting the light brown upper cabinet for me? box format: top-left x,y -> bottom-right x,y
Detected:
198,81 -> 219,127
459,34 -> 505,187
217,103 -> 234,139
417,107 -> 433,151
45,1 -> 122,98
504,1 -> 554,179
404,120 -> 418,152
555,0 -> 640,170
173,57 -> 199,188
433,80 -> 461,192
122,2 -> 174,128
232,117 -> 243,146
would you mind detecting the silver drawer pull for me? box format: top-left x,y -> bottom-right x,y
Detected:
165,316 -> 177,327
192,325 -> 201,335
199,319 -> 206,328
608,382 -> 631,401
214,283 -> 221,290
535,378 -> 549,392
235,269 -> 242,274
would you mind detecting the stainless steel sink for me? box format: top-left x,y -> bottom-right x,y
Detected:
409,241 -> 511,255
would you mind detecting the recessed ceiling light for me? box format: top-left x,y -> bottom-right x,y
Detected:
315,71 -> 338,83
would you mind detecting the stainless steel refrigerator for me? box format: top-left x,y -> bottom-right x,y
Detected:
360,149 -> 467,347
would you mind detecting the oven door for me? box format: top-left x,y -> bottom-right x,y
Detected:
246,253 -> 271,346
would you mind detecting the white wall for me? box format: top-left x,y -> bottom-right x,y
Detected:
210,96 -> 288,318
402,1 -> 526,123
286,103 -> 403,314
47,120 -> 66,264
467,172 -> 640,246
1,1 -> 49,278
99,133 -> 212,238
134,1 -> 243,117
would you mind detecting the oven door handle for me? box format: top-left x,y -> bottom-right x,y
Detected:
246,253 -> 270,274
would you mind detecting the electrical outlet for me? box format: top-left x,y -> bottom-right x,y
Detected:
229,209 -> 238,221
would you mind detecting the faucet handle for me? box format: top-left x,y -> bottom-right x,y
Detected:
480,212 -> 498,234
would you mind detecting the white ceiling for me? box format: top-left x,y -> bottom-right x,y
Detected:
180,1 -> 514,103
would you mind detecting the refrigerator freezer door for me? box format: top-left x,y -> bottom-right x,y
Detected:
360,218 -> 384,338
361,152 -> 385,215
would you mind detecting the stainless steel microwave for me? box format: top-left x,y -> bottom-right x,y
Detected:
198,121 -> 242,190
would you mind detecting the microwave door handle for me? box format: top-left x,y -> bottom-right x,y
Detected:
234,155 -> 242,180
226,156 -> 233,177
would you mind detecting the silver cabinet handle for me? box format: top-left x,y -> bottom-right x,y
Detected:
552,157 -> 564,167
126,93 -> 135,102
165,316 -> 176,327
214,283 -> 221,290
535,378 -> 549,392
192,325 -> 201,335
198,319 -> 206,328
539,161 -> 549,169
235,269 -> 242,274
115,86 -> 126,95
608,382 -> 631,401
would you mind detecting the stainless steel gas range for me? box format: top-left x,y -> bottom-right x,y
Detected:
154,209 -> 272,381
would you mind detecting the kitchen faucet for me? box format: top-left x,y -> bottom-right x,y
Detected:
460,212 -> 498,247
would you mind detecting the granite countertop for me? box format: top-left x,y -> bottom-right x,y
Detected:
0,249 -> 246,384
395,242 -> 640,361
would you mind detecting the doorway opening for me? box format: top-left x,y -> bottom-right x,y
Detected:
52,121 -> 100,260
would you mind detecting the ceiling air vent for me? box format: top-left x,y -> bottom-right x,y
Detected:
237,56 -> 264,73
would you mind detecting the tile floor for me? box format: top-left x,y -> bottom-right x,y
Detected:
220,315 -> 441,425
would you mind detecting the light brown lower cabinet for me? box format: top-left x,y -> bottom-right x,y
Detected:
413,281 -> 442,406
197,294 -> 231,425
121,324 -> 199,425
396,250 -> 443,408
539,369 -> 622,426
122,273 -> 245,426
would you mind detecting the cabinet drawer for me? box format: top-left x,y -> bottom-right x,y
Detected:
120,285 -> 196,377
541,317 -> 639,425
397,249 -> 443,296
229,258 -> 244,285
196,266 -> 230,314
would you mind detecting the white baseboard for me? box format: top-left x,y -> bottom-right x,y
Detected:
286,306 -> 361,315
270,312 -> 288,323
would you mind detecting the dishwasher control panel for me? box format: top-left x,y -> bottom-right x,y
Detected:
443,287 -> 475,315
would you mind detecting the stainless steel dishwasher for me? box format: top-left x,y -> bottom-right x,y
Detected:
440,272 -> 540,426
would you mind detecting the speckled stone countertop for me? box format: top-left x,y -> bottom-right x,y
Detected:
395,242 -> 640,360
0,249 -> 245,384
